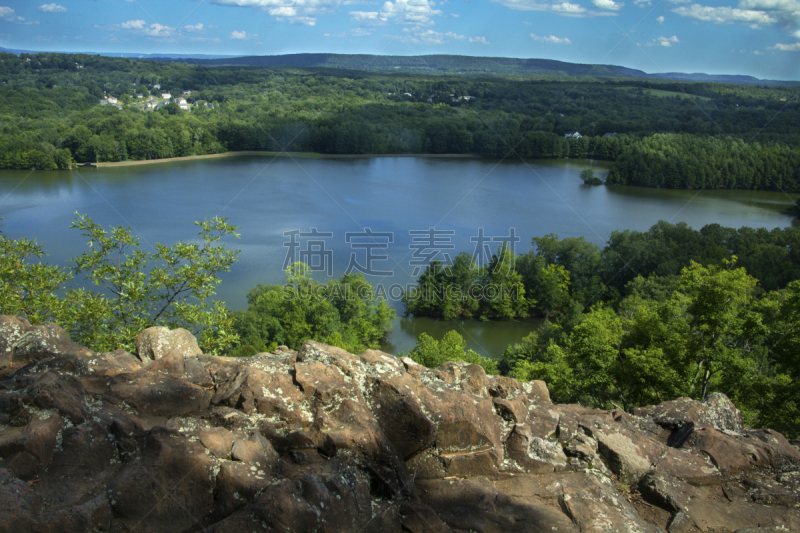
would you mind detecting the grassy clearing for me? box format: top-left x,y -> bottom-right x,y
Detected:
615,87 -> 711,101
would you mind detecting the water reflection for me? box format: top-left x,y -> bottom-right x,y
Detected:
1,155 -> 797,358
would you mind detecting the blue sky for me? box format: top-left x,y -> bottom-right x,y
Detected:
0,0 -> 797,79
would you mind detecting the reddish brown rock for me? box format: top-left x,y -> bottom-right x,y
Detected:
8,322 -> 93,369
634,392 -> 745,448
92,348 -> 143,376
107,428 -> 216,533
213,460 -> 273,519
24,371 -> 89,424
198,426 -> 236,459
399,500 -> 452,533
295,360 -> 354,404
106,372 -> 212,417
580,415 -> 666,484
0,316 -> 33,372
231,429 -> 280,470
0,413 -> 64,480
367,373 -> 437,460
0,324 -> 798,533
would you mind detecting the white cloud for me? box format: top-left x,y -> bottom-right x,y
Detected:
144,23 -> 174,37
490,0 -> 618,16
269,6 -> 297,15
399,28 -> 445,43
325,28 -> 376,37
0,6 -> 37,23
120,20 -> 146,29
379,0 -> 443,25
771,41 -> 800,49
672,4 -> 778,25
350,0 -> 442,25
531,32 -> 572,43
551,2 -> 588,13
350,10 -> 380,20
794,29 -> 800,37
230,30 -> 255,39
286,15 -> 317,23
646,35 -> 680,46
592,0 -> 623,10
116,20 -> 175,37
395,27 -> 485,44
183,23 -> 204,32
211,0 -> 333,25
738,0 -> 799,14
737,0 -> 800,27
38,3 -> 66,13
656,15 -> 665,22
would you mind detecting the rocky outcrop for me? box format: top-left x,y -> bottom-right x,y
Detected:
136,326 -> 203,361
0,318 -> 798,532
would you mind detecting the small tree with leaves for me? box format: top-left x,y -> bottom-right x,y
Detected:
580,168 -> 603,185
0,234 -> 71,325
0,214 -> 241,355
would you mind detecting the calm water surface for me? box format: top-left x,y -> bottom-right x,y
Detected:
1,155 -> 797,357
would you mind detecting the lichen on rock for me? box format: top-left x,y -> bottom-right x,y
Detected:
0,316 -> 798,532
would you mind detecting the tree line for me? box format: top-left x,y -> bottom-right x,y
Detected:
1,51 -> 798,190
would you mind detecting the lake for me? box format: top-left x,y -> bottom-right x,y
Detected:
1,155 -> 797,357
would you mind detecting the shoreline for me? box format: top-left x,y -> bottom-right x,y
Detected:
92,151 -> 482,168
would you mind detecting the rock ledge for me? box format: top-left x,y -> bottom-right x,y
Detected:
0,316 -> 798,532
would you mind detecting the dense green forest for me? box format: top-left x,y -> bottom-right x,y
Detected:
1,51 -> 799,190
399,221 -> 800,437
231,263 -> 396,357
3,214 -> 799,436
404,221 -> 800,320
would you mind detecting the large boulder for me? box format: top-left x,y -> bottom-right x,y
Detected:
3,322 -> 92,371
136,326 -> 201,361
0,316 -> 33,373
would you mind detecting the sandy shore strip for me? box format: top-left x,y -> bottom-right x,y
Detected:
93,152 -> 481,168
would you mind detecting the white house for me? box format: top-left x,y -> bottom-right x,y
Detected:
136,94 -> 143,99
153,84 -> 161,89
182,90 -> 191,96
161,93 -> 171,99
174,97 -> 187,105
179,103 -> 189,110
564,131 -> 582,139
107,96 -> 118,104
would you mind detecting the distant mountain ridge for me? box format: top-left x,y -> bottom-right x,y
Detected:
1,47 -> 796,86
144,53 -> 800,86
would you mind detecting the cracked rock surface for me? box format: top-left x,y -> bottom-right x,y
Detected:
0,316 -> 798,532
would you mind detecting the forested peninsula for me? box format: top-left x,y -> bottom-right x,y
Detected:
2,51 -> 799,190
